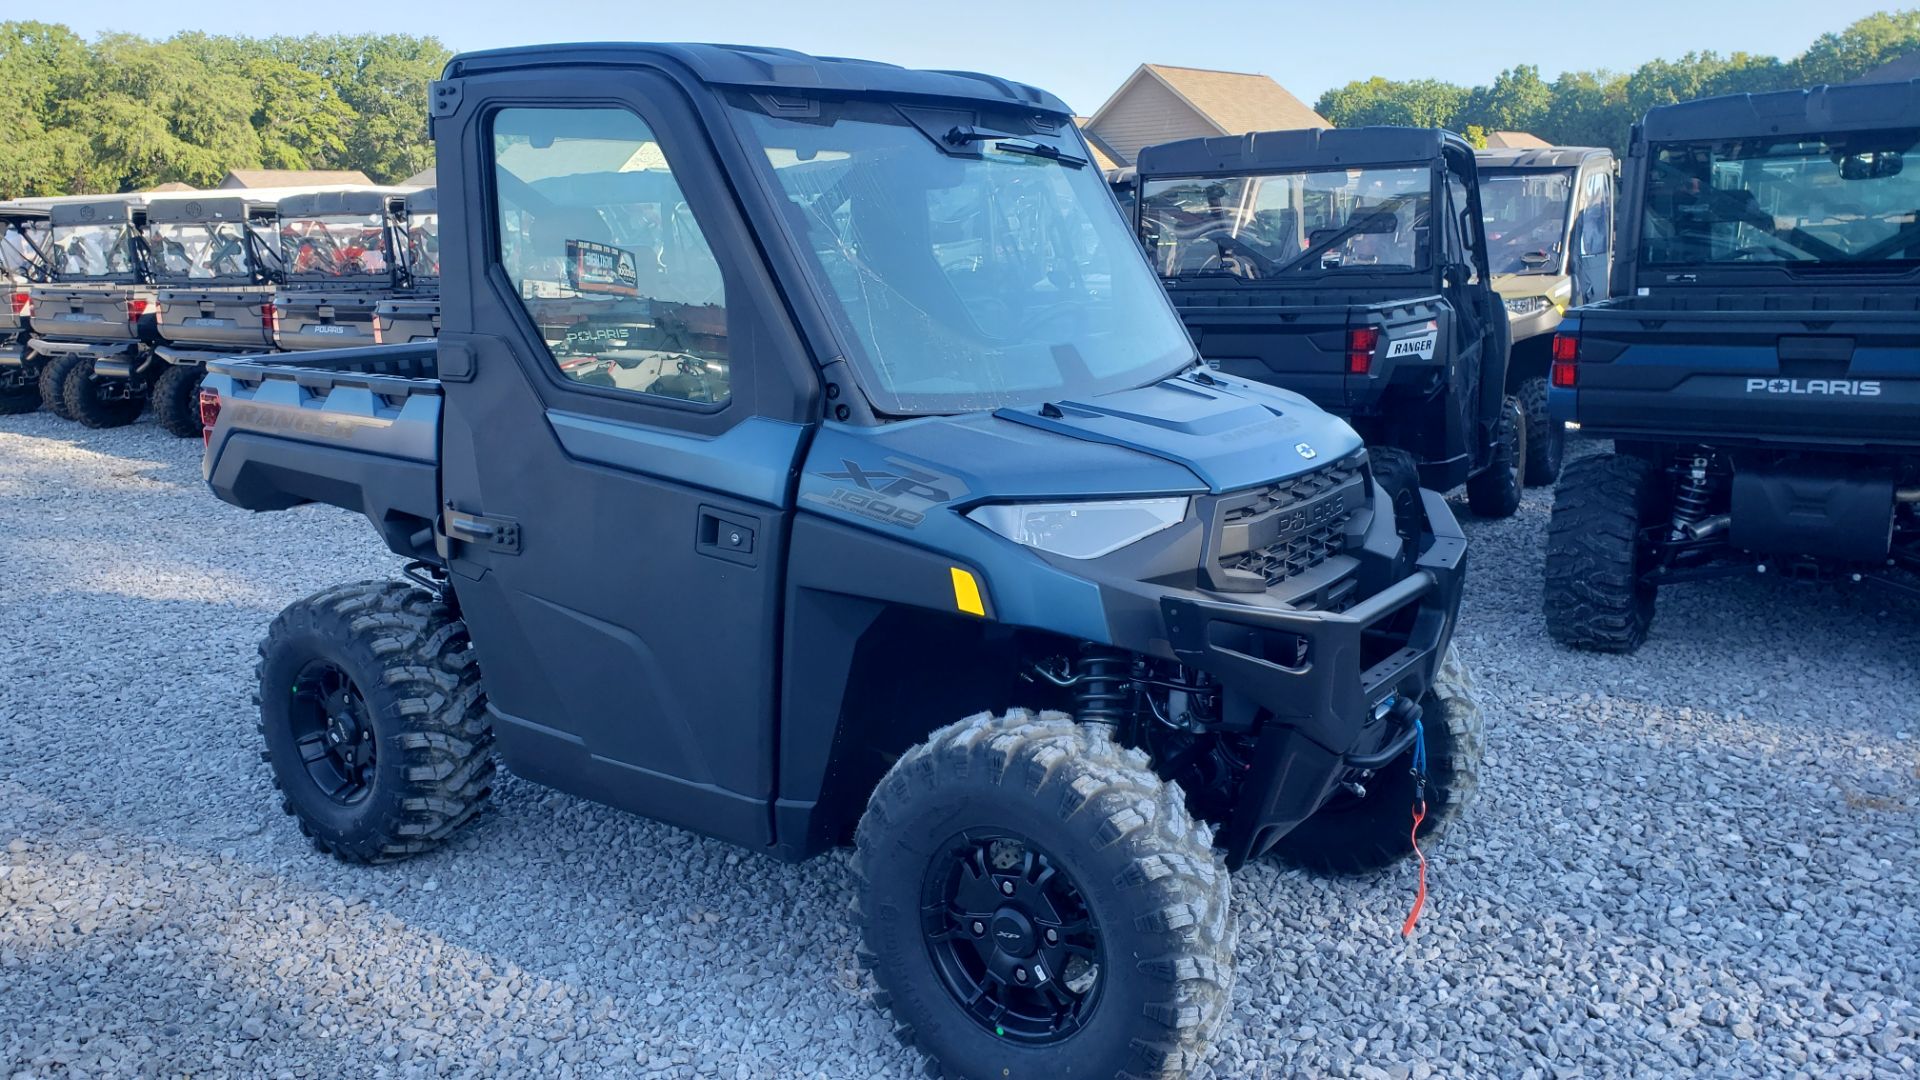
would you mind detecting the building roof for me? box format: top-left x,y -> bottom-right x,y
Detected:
402,167 -> 436,188
145,182 -> 198,192
1483,131 -> 1550,149
1089,64 -> 1329,137
217,169 -> 374,190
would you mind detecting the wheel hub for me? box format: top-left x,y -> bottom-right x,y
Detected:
922,832 -> 1102,1044
289,660 -> 377,805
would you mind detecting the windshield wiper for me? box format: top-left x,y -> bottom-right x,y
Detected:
942,126 -> 1087,168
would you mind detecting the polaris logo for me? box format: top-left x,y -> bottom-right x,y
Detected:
1295,442 -> 1317,460
1745,378 -> 1881,397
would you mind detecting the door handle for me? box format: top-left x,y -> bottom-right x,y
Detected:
696,507 -> 758,567
443,509 -> 521,554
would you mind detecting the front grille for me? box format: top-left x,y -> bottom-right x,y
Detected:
1208,451 -> 1366,591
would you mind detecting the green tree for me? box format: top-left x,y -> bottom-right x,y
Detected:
61,34 -> 263,191
1798,9 -> 1920,83
1315,76 -> 1468,129
1460,65 -> 1554,136
0,21 -> 92,196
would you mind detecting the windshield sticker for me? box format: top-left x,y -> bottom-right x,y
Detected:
1386,330 -> 1438,360
566,239 -> 640,297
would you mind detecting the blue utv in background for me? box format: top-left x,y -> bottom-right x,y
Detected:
1545,80 -> 1920,652
199,43 -> 1480,1080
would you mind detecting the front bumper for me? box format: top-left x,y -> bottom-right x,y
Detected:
1126,488 -> 1467,866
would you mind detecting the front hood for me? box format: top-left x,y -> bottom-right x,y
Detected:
992,371 -> 1362,494
1492,273 -> 1572,300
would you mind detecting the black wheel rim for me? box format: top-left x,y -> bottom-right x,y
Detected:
288,659 -> 378,805
921,831 -> 1102,1044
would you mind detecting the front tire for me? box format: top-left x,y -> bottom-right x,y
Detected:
855,711 -> 1234,1079
1544,453 -> 1662,653
61,358 -> 146,429
39,354 -> 84,420
1369,445 -> 1422,540
257,580 -> 495,863
151,363 -> 205,438
1466,395 -> 1525,518
1270,645 -> 1483,874
1517,375 -> 1566,485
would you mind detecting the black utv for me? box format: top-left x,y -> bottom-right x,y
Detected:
1133,128 -> 1522,523
145,194 -> 288,437
200,42 -> 1483,1080
0,201 -> 53,414
373,187 -> 441,345
28,197 -> 160,427
1475,146 -> 1616,483
273,189 -> 414,351
1546,80 -> 1920,651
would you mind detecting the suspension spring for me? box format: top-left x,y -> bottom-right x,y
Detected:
1672,452 -> 1718,532
1073,648 -> 1133,726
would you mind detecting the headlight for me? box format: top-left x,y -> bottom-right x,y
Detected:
967,498 -> 1188,560
1504,295 -> 1551,316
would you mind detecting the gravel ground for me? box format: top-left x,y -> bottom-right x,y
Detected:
2,411 -> 1917,1080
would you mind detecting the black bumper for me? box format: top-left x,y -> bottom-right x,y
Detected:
1159,488 -> 1467,866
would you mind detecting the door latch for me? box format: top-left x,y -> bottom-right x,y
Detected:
443,508 -> 521,555
696,507 -> 758,567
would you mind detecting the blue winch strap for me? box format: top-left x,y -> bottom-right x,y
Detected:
1410,717 -> 1428,779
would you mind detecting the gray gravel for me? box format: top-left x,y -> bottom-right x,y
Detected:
3,412 -> 1917,1079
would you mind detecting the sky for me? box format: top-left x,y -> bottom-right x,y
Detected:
32,0 -> 1908,114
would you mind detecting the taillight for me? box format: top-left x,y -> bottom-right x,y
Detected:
1550,331 -> 1579,388
126,298 -> 150,321
261,300 -> 278,333
1347,327 -> 1379,375
9,291 -> 29,317
199,388 -> 221,447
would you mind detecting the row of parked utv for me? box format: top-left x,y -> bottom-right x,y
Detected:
0,185 -> 439,435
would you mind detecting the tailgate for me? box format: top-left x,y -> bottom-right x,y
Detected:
30,286 -> 151,345
1172,290 -> 1441,413
273,291 -> 382,350
156,287 -> 276,351
1560,305 -> 1920,449
374,297 -> 441,343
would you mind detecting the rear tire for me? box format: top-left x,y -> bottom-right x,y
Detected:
855,711 -> 1234,1079
151,363 -> 205,438
61,358 -> 146,429
257,580 -> 495,864
39,354 -> 83,420
1466,395 -> 1525,518
1270,645 -> 1482,875
1517,375 -> 1565,485
1544,453 -> 1663,653
1369,446 -> 1423,539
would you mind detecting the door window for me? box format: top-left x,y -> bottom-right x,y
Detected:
491,107 -> 730,404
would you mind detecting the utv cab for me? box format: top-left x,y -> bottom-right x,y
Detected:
145,194 -> 287,436
28,196 -> 160,427
1134,127 -> 1522,521
0,202 -> 52,414
273,189 -> 412,351
1475,146 -> 1616,482
1545,80 -> 1920,652
373,187 -> 442,344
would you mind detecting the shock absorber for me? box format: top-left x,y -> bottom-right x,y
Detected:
1073,647 -> 1132,726
1671,450 -> 1723,539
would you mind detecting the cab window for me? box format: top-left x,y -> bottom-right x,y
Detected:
491,106 -> 730,404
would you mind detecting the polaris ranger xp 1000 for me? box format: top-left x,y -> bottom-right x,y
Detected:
201,44 -> 1480,1080
1133,127 -> 1523,524
1545,81 -> 1920,651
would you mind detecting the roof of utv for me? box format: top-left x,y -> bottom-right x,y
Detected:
276,189 -> 409,218
1136,126 -> 1469,177
50,198 -> 150,226
1640,78 -> 1920,142
444,42 -> 1070,115
1474,146 -> 1612,170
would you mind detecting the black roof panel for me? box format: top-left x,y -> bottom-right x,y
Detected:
1641,79 -> 1920,142
1136,126 -> 1467,176
277,190 -> 402,218
147,196 -> 252,224
447,42 -> 1070,115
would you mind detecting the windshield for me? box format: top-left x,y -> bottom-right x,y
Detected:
281,214 -> 391,278
1643,130 -> 1920,267
734,100 -> 1193,415
1480,169 -> 1574,275
51,223 -> 138,280
3,221 -> 50,281
1139,166 -> 1433,281
146,220 -> 255,282
406,212 -> 440,279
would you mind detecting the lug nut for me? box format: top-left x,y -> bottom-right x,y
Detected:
999,880 -> 1014,896
1014,968 -> 1027,982
1045,928 -> 1057,944
971,921 -> 985,936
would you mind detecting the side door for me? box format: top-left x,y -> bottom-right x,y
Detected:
433,72 -> 819,847
1569,168 -> 1614,305
1444,159 -> 1510,449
